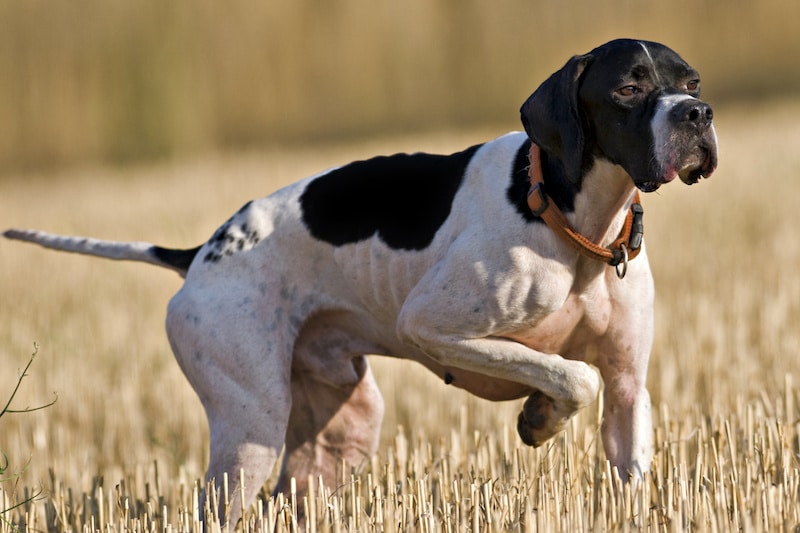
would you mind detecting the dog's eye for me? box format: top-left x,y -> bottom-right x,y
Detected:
617,85 -> 640,97
686,79 -> 700,92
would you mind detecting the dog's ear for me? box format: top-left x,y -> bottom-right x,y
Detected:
520,54 -> 593,184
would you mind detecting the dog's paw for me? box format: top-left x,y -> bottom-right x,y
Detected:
516,390 -> 575,447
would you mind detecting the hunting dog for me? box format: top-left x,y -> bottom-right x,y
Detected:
4,38 -> 717,525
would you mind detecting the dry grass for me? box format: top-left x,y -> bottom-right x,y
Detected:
1,101 -> 800,531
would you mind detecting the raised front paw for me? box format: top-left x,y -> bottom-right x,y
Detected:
516,390 -> 576,447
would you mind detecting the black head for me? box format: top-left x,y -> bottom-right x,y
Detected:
520,38 -> 718,192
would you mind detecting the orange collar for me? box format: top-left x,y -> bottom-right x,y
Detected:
526,143 -> 644,278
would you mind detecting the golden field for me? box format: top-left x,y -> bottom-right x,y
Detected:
1,99 -> 800,531
1,0 -> 800,173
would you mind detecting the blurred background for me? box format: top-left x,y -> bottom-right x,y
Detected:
1,0 -> 798,175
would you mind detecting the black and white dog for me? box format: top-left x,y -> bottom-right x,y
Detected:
5,39 -> 717,524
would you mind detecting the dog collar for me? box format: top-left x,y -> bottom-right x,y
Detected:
526,143 -> 644,278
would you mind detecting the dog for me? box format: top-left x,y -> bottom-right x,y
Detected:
4,38 -> 717,525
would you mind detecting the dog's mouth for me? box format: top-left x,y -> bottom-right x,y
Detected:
636,171 -> 677,192
678,146 -> 717,185
637,143 -> 718,193
636,181 -> 663,193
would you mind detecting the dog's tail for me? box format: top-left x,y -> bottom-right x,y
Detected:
3,228 -> 201,278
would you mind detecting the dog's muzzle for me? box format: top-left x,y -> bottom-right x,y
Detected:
644,97 -> 719,192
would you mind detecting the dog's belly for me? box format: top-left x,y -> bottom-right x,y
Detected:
387,346 -> 535,401
427,364 -> 534,401
299,310 -> 535,402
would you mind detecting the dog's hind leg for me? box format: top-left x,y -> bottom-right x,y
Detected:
275,358 -> 383,498
274,313 -> 384,519
165,284 -> 294,529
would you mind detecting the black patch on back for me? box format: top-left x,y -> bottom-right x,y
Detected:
300,144 -> 482,250
507,139 -> 578,223
152,245 -> 201,271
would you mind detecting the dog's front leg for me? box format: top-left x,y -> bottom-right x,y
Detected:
594,269 -> 655,481
596,323 -> 654,480
397,312 -> 600,446
601,379 -> 653,480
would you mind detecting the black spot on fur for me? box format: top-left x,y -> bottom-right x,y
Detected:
299,144 -> 482,250
203,201 -> 261,264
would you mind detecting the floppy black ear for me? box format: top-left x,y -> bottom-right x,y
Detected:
520,53 -> 593,184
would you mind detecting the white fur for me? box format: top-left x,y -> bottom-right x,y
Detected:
652,94 -> 691,180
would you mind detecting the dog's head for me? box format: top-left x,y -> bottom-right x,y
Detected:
520,39 -> 718,192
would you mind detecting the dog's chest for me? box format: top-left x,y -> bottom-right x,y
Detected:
504,284 -> 613,359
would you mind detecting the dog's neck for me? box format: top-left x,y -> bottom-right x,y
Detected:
540,151 -> 638,247
571,158 -> 639,245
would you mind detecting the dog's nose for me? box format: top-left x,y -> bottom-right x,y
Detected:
681,101 -> 713,130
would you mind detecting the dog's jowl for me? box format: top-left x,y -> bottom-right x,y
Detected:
4,38 -> 717,526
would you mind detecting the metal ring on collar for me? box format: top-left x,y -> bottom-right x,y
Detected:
615,244 -> 629,279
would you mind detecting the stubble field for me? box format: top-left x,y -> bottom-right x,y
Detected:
1,101 -> 800,531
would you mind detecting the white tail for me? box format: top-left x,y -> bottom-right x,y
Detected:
3,228 -> 199,277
